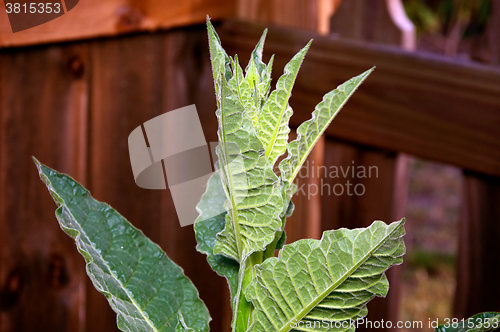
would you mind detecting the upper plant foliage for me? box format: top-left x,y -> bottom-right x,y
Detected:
212,77 -> 284,262
191,17 -> 404,332
36,18 -> 406,332
207,22 -> 285,264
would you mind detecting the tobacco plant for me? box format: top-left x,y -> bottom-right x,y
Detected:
34,18 -> 496,332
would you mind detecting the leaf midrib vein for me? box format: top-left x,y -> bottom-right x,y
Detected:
219,85 -> 244,260
286,73 -> 371,185
264,83 -> 292,160
54,181 -> 161,332
279,223 -> 402,332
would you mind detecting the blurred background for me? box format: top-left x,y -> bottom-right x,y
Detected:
0,0 -> 499,331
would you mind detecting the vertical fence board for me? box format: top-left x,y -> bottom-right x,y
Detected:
284,134 -> 325,243
455,172 -> 500,317
488,1 -> 500,65
237,0 -> 320,31
454,2 -> 500,318
160,26 -> 230,332
330,0 -> 416,50
331,0 -> 400,45
321,138 -> 405,331
0,43 -> 88,332
88,26 -> 230,331
87,33 -> 165,332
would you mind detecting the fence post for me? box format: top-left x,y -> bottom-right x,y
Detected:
454,3 -> 500,317
455,172 -> 500,317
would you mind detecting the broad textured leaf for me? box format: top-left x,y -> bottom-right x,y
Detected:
213,78 -> 284,262
245,219 -> 405,332
256,41 -> 311,164
435,312 -> 500,332
279,68 -> 374,195
194,171 -> 239,298
35,159 -> 210,332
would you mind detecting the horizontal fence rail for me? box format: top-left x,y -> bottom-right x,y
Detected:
219,19 -> 500,178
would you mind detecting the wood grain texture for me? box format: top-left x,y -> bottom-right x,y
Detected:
160,26 -> 231,332
455,172 -> 500,317
219,19 -> 500,178
86,32 -> 166,332
284,133 -> 324,244
0,24 -> 229,332
330,0 -> 415,49
454,5 -> 500,316
0,0 -> 235,49
237,0 -> 320,32
320,139 -> 406,331
0,43 -> 88,332
87,26 -> 230,332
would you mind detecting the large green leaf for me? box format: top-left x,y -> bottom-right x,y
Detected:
435,312 -> 500,332
194,171 -> 239,299
35,159 -> 210,332
279,68 -> 374,197
212,70 -> 284,263
245,219 -> 405,332
256,41 -> 311,165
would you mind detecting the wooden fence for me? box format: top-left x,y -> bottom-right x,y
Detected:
1,2 -> 500,332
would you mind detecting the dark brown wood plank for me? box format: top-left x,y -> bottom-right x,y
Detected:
454,2 -> 500,319
454,172 -> 500,317
0,43 -> 88,331
160,26 -> 231,332
88,26 -> 230,331
237,0 -> 320,32
488,1 -> 500,66
320,139 -> 408,331
0,0 -> 235,49
331,0 -> 402,45
284,132 -> 324,244
219,19 -> 500,178
87,32 -> 165,332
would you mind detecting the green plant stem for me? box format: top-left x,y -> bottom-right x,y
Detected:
233,251 -> 263,332
263,230 -> 282,260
